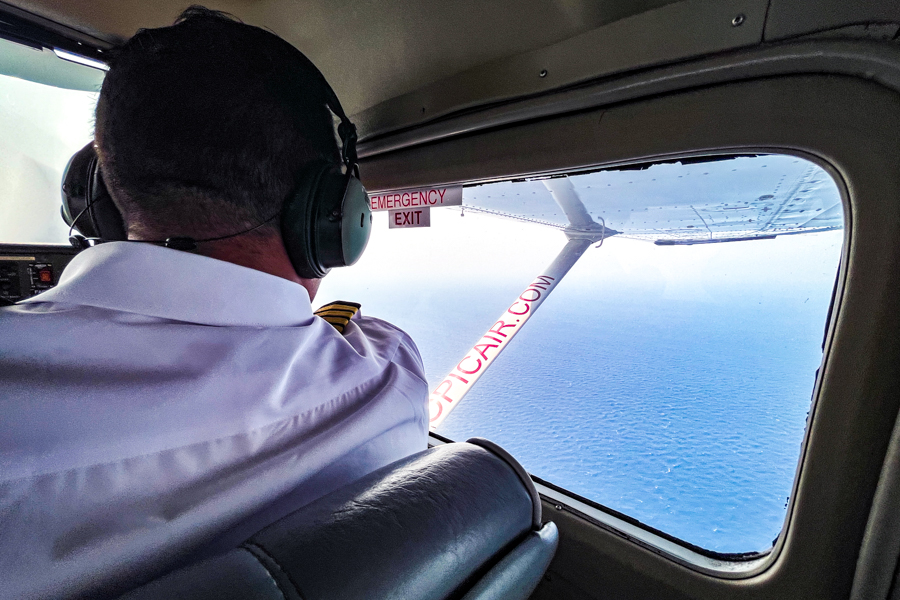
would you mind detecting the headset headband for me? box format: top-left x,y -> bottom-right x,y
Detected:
288,50 -> 359,174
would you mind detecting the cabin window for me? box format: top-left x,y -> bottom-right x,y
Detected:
0,38 -> 102,245
317,154 -> 844,555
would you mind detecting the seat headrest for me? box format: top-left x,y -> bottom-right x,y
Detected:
243,441 -> 540,600
118,440 -> 551,600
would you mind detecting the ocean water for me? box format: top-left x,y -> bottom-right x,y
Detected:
434,294 -> 822,554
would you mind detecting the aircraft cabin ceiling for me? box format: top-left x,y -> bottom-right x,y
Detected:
1,0 -> 681,116
2,0 -> 900,139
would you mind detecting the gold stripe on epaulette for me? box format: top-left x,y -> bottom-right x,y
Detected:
322,320 -> 348,333
320,315 -> 350,325
315,309 -> 357,318
314,301 -> 361,334
316,301 -> 361,311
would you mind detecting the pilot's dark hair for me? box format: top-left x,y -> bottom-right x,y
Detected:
94,6 -> 340,240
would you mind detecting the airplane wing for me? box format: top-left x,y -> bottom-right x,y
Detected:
459,154 -> 842,244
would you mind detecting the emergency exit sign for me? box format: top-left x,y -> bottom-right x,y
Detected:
369,185 -> 462,211
389,207 -> 430,228
371,185 -> 462,229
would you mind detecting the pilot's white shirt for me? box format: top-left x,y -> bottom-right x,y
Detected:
0,242 -> 429,600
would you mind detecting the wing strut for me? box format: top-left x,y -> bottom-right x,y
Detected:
428,178 -> 610,430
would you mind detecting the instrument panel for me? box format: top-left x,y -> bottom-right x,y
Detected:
0,244 -> 80,304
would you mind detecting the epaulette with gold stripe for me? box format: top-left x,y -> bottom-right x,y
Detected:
314,301 -> 361,334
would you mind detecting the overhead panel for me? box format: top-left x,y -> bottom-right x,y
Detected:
2,0 -> 685,118
355,0 -> 767,139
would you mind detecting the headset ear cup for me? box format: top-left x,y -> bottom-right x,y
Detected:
88,160 -> 127,241
61,142 -> 127,241
282,161 -> 372,280
313,168 -> 366,269
61,144 -> 97,236
282,162 -> 330,279
336,176 -> 371,267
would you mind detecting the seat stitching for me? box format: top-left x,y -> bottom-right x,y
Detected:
243,542 -> 305,600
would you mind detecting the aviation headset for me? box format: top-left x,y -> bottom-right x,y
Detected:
61,55 -> 372,280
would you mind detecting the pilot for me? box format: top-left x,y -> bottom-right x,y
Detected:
0,7 -> 428,599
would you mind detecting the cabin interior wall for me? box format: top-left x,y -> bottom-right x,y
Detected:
352,0 -> 768,141
359,75 -> 900,600
765,0 -> 900,41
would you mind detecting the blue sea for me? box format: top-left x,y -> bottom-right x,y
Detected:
433,293 -> 821,555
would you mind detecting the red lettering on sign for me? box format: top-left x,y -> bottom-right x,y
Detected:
489,320 -> 517,337
508,302 -> 529,316
473,343 -> 499,360
457,356 -> 482,374
429,399 -> 443,422
432,380 -> 454,403
534,275 -> 555,287
519,288 -> 541,302
394,212 -> 403,226
484,335 -> 503,344
371,187 -> 456,211
448,372 -> 469,384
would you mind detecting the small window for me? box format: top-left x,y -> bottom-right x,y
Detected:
0,38 -> 103,245
318,154 -> 844,555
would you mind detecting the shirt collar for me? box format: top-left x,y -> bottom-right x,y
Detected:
22,242 -> 314,327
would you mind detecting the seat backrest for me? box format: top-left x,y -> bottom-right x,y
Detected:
118,439 -> 558,600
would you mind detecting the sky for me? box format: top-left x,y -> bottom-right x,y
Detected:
317,206 -> 844,311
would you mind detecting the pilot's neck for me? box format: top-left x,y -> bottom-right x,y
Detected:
199,235 -> 321,302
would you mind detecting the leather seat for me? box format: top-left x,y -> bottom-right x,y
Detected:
118,438 -> 558,600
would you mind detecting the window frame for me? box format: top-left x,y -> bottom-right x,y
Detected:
361,70 -> 900,598
422,147 -> 848,576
